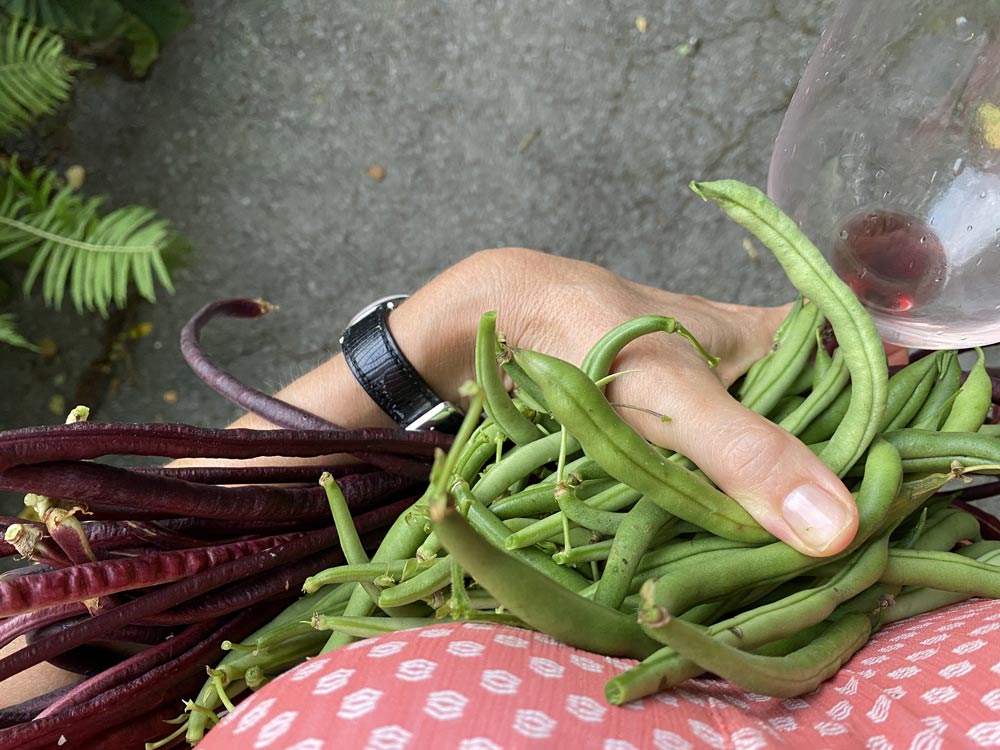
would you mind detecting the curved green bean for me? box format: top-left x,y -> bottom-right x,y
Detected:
476,311 -> 543,445
644,437 -> 900,616
580,314 -> 719,387
739,296 -> 824,417
430,491 -> 661,659
942,348 -> 992,432
778,346 -> 849,436
504,482 -> 642,550
554,480 -> 629,537
880,352 -> 943,431
691,179 -> 887,476
880,548 -> 1000,596
909,351 -> 961,430
593,498 -> 674,610
513,347 -> 772,543
471,429 -> 582,503
636,600 -> 872,698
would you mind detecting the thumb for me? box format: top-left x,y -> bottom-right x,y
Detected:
654,382 -> 859,557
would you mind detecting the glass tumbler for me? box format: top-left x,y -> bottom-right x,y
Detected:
768,0 -> 1000,348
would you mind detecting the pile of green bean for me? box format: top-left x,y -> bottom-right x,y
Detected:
176,180 -> 1000,745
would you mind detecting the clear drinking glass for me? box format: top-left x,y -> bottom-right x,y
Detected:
768,1 -> 1000,348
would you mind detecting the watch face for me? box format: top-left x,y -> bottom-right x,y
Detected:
346,295 -> 409,327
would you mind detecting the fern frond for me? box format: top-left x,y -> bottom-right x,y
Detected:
0,311 -> 38,350
0,16 -> 86,136
0,157 -> 177,316
0,1 -> 96,37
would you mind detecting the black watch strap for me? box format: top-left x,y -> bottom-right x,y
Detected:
340,296 -> 464,432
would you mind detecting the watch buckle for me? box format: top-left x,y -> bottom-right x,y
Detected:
406,401 -> 463,431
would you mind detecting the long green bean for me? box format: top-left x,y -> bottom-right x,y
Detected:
691,180 -> 887,476
513,347 -> 772,542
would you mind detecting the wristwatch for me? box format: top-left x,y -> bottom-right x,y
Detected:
339,295 -> 465,432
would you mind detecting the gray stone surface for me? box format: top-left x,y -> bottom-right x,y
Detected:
2,1 -> 833,438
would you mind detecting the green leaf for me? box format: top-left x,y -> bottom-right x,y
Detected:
0,157 -> 181,316
0,16 -> 87,136
0,312 -> 39,350
115,13 -> 158,77
114,0 -> 190,44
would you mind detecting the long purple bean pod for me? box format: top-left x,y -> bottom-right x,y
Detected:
82,518 -> 238,552
180,298 -> 347,429
0,421 -> 447,470
0,602 -> 87,650
34,616 -> 225,718
0,604 -> 279,750
0,496 -> 412,682
0,461 -> 412,521
132,462 -> 373,484
0,529 -> 310,618
138,544 -> 345,626
181,297 -> 458,476
0,684 -> 76,729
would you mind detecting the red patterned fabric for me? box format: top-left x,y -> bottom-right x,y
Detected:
196,598 -> 1000,749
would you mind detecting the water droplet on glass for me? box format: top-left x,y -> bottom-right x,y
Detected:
953,158 -> 964,175
976,258 -> 983,266
874,168 -> 885,179
839,229 -> 849,240
980,192 -> 987,199
882,190 -> 891,199
919,236 -> 926,244
967,225 -> 974,232
956,15 -> 968,26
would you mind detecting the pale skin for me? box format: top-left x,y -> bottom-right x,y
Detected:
0,246 -> 907,707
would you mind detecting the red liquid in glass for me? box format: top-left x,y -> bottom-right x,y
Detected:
832,210 -> 946,313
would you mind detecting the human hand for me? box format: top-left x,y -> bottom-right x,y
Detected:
237,247 -> 859,557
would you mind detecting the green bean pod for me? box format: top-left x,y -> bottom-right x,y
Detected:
490,475 -> 617,520
739,297 -> 824,417
941,348 -> 992,432
376,556 -> 452,608
880,548 -> 1000,596
909,351 -> 961,430
554,480 -> 629,537
302,558 -> 433,593
880,546 -> 1000,624
580,314 -> 719,387
430,492 -> 661,659
471,429 -> 582,503
691,179 -> 888,476
798,384 -> 852,445
778,346 -> 849,436
615,532 -> 889,700
908,507 -> 983,552
553,538 -> 615,566
475,311 -> 543,445
645,437 -> 900,616
636,596 -> 873,699
593,498 -> 673,610
881,428 -> 1000,471
880,352 -> 943,431
512,347 -> 772,543
504,482 -> 642,550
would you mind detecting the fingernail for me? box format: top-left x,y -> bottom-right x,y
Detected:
782,484 -> 852,553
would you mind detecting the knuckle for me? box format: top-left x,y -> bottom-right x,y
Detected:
711,415 -> 791,492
